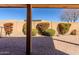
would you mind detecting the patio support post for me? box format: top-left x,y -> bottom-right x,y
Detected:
26,4 -> 32,55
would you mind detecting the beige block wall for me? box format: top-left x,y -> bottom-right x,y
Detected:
0,20 -> 79,37
32,21 -> 79,35
50,22 -> 79,35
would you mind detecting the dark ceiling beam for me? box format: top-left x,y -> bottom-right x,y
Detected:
32,4 -> 79,8
0,4 -> 27,8
0,4 -> 79,8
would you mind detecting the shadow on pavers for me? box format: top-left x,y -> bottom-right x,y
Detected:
31,36 -> 68,55
0,37 -> 68,55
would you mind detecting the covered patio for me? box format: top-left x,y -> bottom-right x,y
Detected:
0,4 -> 79,55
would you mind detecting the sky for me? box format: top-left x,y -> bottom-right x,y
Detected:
32,8 -> 64,22
0,8 -> 26,20
0,8 -> 79,22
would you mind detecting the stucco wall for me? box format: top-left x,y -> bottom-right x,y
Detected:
0,20 -> 79,37
32,21 -> 79,35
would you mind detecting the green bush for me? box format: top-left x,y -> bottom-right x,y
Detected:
22,23 -> 26,35
32,29 -> 37,36
46,29 -> 55,36
39,30 -> 51,36
37,29 -> 55,36
22,23 -> 37,36
57,23 -> 71,35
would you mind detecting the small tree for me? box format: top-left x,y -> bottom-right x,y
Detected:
61,9 -> 79,22
4,23 -> 13,36
57,23 -> 71,35
36,22 -> 49,31
36,22 -> 50,34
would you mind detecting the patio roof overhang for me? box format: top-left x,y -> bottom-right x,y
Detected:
0,4 -> 79,8
0,4 -> 79,55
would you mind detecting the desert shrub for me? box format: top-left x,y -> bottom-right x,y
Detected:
57,23 -> 71,35
36,22 -> 50,34
4,23 -> 13,36
32,29 -> 37,36
22,23 -> 37,36
22,23 -> 26,35
70,29 -> 76,35
37,29 -> 55,36
36,22 -> 50,31
46,29 -> 55,36
38,30 -> 50,36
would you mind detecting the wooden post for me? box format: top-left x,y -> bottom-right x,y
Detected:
26,4 -> 32,55
0,27 -> 2,38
